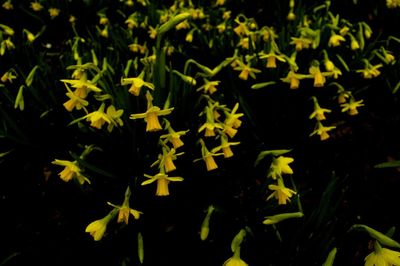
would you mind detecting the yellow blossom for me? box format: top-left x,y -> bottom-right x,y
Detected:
30,1 -> 43,11
121,76 -> 154,96
233,22 -> 249,37
233,62 -> 261,81
341,99 -> 364,116
197,79 -> 220,94
356,63 -> 383,79
106,105 -> 124,132
130,91 -> 174,132
309,97 -> 331,121
83,103 -> 112,129
198,106 -> 224,137
141,170 -> 184,196
309,64 -> 326,87
62,84 -> 89,112
2,0 -> 13,10
51,159 -> 90,185
224,103 -> 244,129
268,156 -> 294,180
328,33 -> 346,47
259,50 -> 286,68
281,70 -> 307,89
267,180 -> 297,205
148,26 -> 157,39
365,241 -> 400,266
310,121 -> 336,141
61,72 -> 102,98
107,187 -> 142,224
1,70 -> 16,83
290,37 -> 313,51
85,209 -> 117,241
194,139 -> 224,171
48,7 -> 60,19
151,146 -> 184,173
211,135 -> 240,158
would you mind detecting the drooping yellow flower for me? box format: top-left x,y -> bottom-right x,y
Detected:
148,25 -> 157,39
341,99 -> 364,116
30,1 -> 43,11
130,91 -> 174,132
268,156 -> 294,180
281,70 -> 307,89
356,62 -> 383,79
160,120 -> 189,149
107,187 -> 142,225
83,103 -> 112,130
48,7 -> 60,19
194,139 -> 224,171
328,33 -> 346,47
310,121 -> 336,141
198,106 -> 224,137
51,159 -> 90,185
61,72 -> 102,98
2,0 -> 13,10
309,64 -> 326,87
63,85 -> 89,112
386,0 -> 400,8
223,247 -> 248,266
151,146 -> 184,173
1,70 -> 16,83
309,97 -> 331,121
85,209 -> 117,241
121,76 -> 154,96
365,241 -> 400,266
211,135 -> 240,158
141,170 -> 184,196
224,103 -> 244,129
233,22 -> 249,37
197,79 -> 220,95
233,61 -> 261,81
267,179 -> 297,205
290,37 -> 313,51
106,105 -> 124,132
259,50 -> 286,68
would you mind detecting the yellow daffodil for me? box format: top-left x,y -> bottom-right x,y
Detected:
328,33 -> 346,47
198,106 -> 224,137
365,241 -> 400,266
309,97 -> 331,121
121,76 -> 154,96
130,91 -> 174,132
387,0 -> 400,8
83,103 -> 112,130
61,72 -> 102,98
63,84 -> 89,112
30,1 -> 43,11
211,135 -> 240,158
160,120 -> 189,149
224,103 -> 243,129
310,121 -> 336,141
107,187 -> 142,224
1,38 -> 15,55
233,22 -> 249,37
197,79 -> 220,94
290,37 -> 313,51
51,159 -> 90,185
148,25 -> 157,39
194,139 -> 224,171
233,61 -> 261,81
48,7 -> 60,19
151,146 -> 184,173
259,50 -> 286,68
223,247 -> 248,266
267,179 -> 297,205
2,0 -> 13,10
341,99 -> 364,115
268,156 -> 294,180
141,170 -> 184,196
1,70 -> 16,83
309,63 -> 326,87
281,70 -> 307,89
106,105 -> 124,132
85,209 -> 117,241
128,43 -> 147,54
356,62 -> 383,79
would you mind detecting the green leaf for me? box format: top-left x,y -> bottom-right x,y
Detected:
349,224 -> 400,249
251,81 -> 276,90
374,160 -> 400,168
230,229 -> 246,253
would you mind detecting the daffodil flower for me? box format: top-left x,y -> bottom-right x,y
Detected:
85,209 -> 118,241
148,25 -> 157,39
310,121 -> 336,141
160,120 -> 189,149
63,86 -> 89,112
61,72 -> 102,98
268,156 -> 294,180
83,103 -> 112,130
1,70 -> 17,83
356,62 -> 383,79
309,63 -> 326,87
211,135 -> 240,158
106,105 -> 124,132
365,241 -> 400,266
51,159 -> 90,185
223,103 -> 243,130
107,187 -> 142,224
259,50 -> 286,68
233,61 -> 261,80
281,70 -> 307,89
233,21 -> 249,37
48,7 -> 60,19
194,139 -> 224,171
290,37 -> 313,51
2,0 -> 13,10
341,99 -> 364,116
328,33 -> 346,47
198,106 -> 224,137
30,1 -> 43,11
223,247 -> 248,266
197,79 -> 220,94
309,97 -> 331,121
141,170 -> 184,196
151,146 -> 184,173
267,179 -> 297,205
121,77 -> 154,96
130,91 -> 174,132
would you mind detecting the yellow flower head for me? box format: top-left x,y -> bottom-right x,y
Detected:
198,106 -> 224,137
309,63 -> 326,87
211,135 -> 240,158
85,209 -> 117,241
141,171 -> 184,196
281,70 -> 307,90
194,139 -> 224,171
2,0 -> 13,10
267,181 -> 297,205
52,159 -> 90,185
341,99 -> 364,116
365,242 -> 400,266
233,61 -> 261,81
328,33 -> 346,47
224,103 -> 244,129
130,92 -> 174,132
310,121 -> 336,141
121,77 -> 154,96
290,37 -> 313,51
106,105 -> 124,132
30,1 -> 43,11
1,70 -> 17,83
48,7 -> 60,19
84,103 -> 112,130
197,79 -> 220,95
259,50 -> 286,69
160,120 -> 189,149
268,156 -> 294,179
107,187 -> 142,225
151,146 -> 184,173
61,72 -> 102,98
